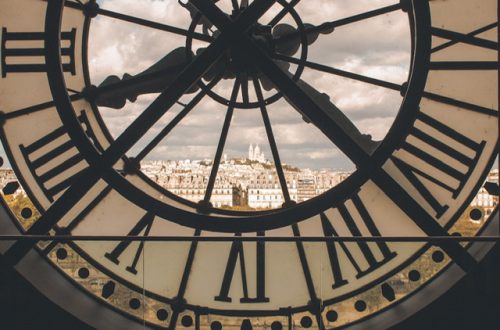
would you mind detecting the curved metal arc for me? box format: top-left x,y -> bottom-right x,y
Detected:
100,0 -> 277,168
194,0 -> 373,165
187,0 -> 307,110
31,0 -> 432,237
39,0 -> 314,236
267,0 -> 301,26
7,0 -> 259,252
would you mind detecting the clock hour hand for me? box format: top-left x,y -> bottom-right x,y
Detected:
94,47 -> 197,109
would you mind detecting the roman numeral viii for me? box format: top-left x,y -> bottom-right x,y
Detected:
1,27 -> 76,77
321,195 -> 397,289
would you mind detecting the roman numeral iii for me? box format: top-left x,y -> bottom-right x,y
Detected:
1,27 -> 76,77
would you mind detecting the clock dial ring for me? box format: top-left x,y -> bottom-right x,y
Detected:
44,0 -> 431,233
42,208 -> 498,326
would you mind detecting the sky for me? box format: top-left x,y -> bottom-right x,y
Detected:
88,0 -> 412,170
0,0 -> 411,171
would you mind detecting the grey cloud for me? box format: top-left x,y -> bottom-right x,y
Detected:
91,0 -> 413,169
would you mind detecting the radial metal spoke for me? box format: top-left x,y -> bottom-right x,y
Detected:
60,0 -> 213,43
253,77 -> 291,202
203,79 -> 241,204
274,3 -> 402,44
98,8 -> 213,42
267,0 -> 301,26
240,72 -> 250,104
135,75 -> 224,162
275,53 -> 402,91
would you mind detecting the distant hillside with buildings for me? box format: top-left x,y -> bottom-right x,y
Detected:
1,147 -> 498,213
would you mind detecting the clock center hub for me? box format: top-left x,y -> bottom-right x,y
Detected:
213,23 -> 276,78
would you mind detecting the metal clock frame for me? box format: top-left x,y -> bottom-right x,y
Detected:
0,0 -> 498,329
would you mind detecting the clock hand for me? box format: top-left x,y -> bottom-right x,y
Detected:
273,23 -> 326,56
261,69 -> 379,153
291,78 -> 380,153
93,47 -> 198,109
272,3 -> 404,56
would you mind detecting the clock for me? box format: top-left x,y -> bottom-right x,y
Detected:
0,0 -> 498,329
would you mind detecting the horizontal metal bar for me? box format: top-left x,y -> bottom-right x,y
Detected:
0,235 -> 499,243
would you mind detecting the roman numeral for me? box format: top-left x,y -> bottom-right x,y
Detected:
391,111 -> 486,218
423,23 -> 498,117
20,112 -> 98,202
104,212 -> 154,275
215,232 -> 269,303
429,61 -> 498,71
19,111 -> 102,202
1,27 -> 76,77
431,24 -> 498,52
321,195 -> 397,289
429,25 -> 498,71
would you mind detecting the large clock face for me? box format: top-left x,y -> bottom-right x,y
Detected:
0,0 -> 498,329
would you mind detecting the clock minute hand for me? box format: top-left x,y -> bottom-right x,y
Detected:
272,22 -> 331,56
273,3 -> 404,55
93,47 -> 197,109
289,78 -> 380,154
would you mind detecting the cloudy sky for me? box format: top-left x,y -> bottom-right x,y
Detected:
0,0 -> 413,172
88,0 -> 411,170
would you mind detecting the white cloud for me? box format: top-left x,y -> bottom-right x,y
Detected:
89,0 -> 412,169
